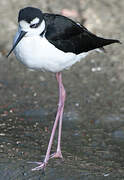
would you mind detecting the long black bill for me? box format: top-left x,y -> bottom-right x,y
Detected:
6,31 -> 27,58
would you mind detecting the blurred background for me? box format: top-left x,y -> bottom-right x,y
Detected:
0,0 -> 124,179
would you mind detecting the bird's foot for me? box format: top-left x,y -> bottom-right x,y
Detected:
50,151 -> 63,159
28,161 -> 47,171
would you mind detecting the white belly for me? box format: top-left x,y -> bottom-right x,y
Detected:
14,33 -> 89,72
14,34 -> 78,72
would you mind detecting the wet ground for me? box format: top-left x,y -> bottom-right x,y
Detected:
0,0 -> 124,179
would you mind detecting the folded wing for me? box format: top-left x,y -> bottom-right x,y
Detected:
43,13 -> 120,54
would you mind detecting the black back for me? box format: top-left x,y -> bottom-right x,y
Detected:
43,13 -> 120,54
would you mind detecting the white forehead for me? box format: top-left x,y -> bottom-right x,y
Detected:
18,19 -> 45,35
31,17 -> 40,24
19,17 -> 40,30
19,17 -> 40,27
19,20 -> 29,28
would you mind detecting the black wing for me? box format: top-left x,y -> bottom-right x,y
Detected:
43,13 -> 120,54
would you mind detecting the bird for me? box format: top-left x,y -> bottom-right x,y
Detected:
7,6 -> 120,171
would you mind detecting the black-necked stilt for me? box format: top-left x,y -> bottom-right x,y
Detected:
7,7 -> 120,171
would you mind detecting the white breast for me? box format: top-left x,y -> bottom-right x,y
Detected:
14,33 -> 89,72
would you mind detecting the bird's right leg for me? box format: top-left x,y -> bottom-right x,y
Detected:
31,72 -> 63,171
50,72 -> 66,159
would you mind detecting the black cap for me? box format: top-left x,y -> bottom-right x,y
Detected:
18,7 -> 43,23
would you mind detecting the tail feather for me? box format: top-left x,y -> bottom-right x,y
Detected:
88,36 -> 121,52
98,37 -> 121,46
95,38 -> 121,53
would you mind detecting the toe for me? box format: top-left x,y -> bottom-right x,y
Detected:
31,162 -> 46,171
50,151 -> 63,159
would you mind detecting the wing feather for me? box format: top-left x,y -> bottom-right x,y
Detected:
43,13 -> 120,54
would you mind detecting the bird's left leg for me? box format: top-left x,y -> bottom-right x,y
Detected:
31,72 -> 65,171
50,72 -> 66,159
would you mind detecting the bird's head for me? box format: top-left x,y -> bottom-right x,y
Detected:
7,7 -> 45,57
18,7 -> 45,35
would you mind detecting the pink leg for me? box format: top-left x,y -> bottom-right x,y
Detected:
50,73 -> 66,158
31,72 -> 66,171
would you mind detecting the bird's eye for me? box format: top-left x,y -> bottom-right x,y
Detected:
30,23 -> 38,28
